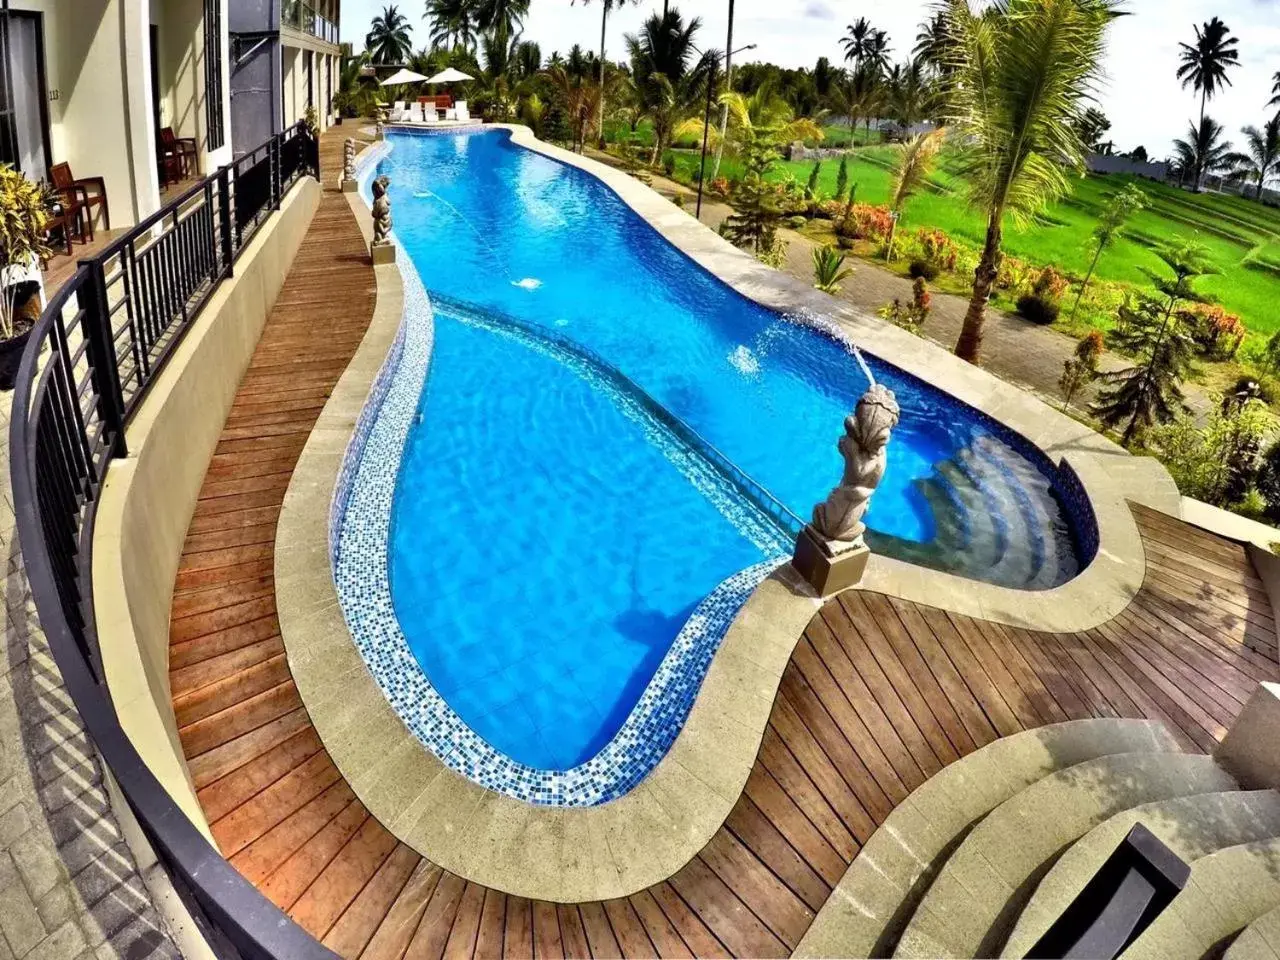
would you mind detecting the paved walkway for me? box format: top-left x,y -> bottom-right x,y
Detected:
0,395 -> 177,960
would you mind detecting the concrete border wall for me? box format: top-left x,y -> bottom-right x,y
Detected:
91,176 -> 322,840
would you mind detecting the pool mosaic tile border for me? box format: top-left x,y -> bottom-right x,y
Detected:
330,139 -> 784,806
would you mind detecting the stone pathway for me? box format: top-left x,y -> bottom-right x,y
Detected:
0,394 -> 177,960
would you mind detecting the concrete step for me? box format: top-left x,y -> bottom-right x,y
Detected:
1225,904 -> 1280,959
793,719 -> 1181,959
1120,837 -> 1280,960
1002,789 -> 1280,957
894,752 -> 1238,959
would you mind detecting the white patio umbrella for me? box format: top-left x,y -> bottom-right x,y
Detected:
380,68 -> 429,86
425,67 -> 474,84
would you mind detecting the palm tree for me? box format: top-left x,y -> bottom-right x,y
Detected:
1230,118 -> 1280,200
1173,116 -> 1233,190
469,0 -> 530,37
574,0 -> 640,149
1176,17 -> 1240,130
425,0 -> 475,50
625,10 -> 715,163
890,57 -> 933,133
865,30 -> 892,75
841,17 -> 873,71
1069,182 -> 1146,321
515,40 -> 542,80
937,0 -> 1121,366
481,26 -> 522,79
885,128 -> 946,257
914,12 -> 950,71
366,4 -> 414,63
1270,71 -> 1280,113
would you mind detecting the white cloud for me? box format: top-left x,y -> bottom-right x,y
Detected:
342,0 -> 1280,158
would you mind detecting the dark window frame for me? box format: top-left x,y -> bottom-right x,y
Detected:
204,0 -> 225,151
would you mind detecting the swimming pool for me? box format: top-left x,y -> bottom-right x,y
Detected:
336,129 -> 1089,801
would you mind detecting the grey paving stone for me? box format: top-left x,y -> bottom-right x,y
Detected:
0,803 -> 31,848
86,880 -> 154,944
35,884 -> 77,931
0,852 -> 47,957
69,848 -> 134,911
10,831 -> 67,901
24,921 -> 87,960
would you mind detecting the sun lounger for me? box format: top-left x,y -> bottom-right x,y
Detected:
444,107 -> 457,121
455,101 -> 470,122
408,103 -> 425,124
391,100 -> 406,121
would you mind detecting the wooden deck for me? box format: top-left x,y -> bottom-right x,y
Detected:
165,126 -> 1280,959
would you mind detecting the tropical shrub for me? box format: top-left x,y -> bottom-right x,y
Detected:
1256,441 -> 1280,520
1016,266 -> 1068,325
1059,330 -> 1105,408
661,150 -> 677,177
908,259 -> 940,281
996,255 -> 1032,292
1148,397 -> 1271,507
0,165 -> 52,339
1182,303 -> 1246,359
709,176 -> 731,197
834,203 -> 894,242
879,278 -> 932,333
916,228 -> 959,273
812,245 -> 854,294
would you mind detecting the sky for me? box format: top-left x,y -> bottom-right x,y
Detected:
341,0 -> 1280,158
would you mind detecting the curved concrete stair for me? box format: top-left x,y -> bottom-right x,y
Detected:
1119,837 -> 1280,960
1002,789 -> 1280,957
792,719 -> 1180,959
893,751 -> 1238,959
1226,905 -> 1280,959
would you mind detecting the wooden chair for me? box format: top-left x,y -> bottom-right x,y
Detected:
49,163 -> 109,238
42,200 -> 82,263
160,127 -> 198,179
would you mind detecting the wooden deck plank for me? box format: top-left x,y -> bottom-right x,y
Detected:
164,126 -> 1279,959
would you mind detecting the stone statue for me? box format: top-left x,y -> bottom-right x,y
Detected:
371,175 -> 392,245
811,383 -> 900,549
342,139 -> 356,183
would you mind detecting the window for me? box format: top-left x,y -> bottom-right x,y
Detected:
0,2 -> 17,169
204,0 -> 224,150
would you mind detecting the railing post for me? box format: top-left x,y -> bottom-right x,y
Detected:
216,165 -> 234,277
270,133 -> 282,211
78,261 -> 128,458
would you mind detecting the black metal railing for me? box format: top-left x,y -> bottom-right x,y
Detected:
10,121 -> 331,959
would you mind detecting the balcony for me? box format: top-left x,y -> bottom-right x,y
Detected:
282,0 -> 339,45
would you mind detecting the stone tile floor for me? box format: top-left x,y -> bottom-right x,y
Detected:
0,394 -> 177,960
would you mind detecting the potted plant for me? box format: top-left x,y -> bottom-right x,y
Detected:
0,165 -> 51,390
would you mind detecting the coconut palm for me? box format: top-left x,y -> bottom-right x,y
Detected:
865,30 -> 892,76
889,57 -> 934,132
545,63 -> 603,151
515,40 -> 542,80
481,26 -> 522,79
841,17 -> 873,70
1270,70 -> 1280,113
936,0 -> 1121,365
885,128 -> 945,257
574,0 -> 640,148
1176,17 -> 1240,130
914,12 -> 950,71
425,0 -> 476,50
1229,118 -> 1280,200
469,0 -> 530,36
1173,115 -> 1234,190
367,4 -> 414,63
626,10 -> 716,163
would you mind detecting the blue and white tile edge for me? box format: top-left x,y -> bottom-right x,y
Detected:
329,136 -> 782,807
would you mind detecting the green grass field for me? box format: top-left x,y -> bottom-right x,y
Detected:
670,144 -> 1280,338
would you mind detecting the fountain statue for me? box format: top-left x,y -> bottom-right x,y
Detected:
370,175 -> 395,264
812,383 -> 900,548
792,382 -> 900,595
341,139 -> 357,192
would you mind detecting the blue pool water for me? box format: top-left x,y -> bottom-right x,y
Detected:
375,129 -> 1085,775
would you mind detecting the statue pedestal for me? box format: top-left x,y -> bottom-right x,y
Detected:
371,242 -> 396,265
341,179 -> 358,193
792,525 -> 869,597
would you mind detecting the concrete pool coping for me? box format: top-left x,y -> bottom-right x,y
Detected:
275,127 -> 1182,903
